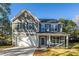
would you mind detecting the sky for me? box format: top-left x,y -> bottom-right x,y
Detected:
9,3 -> 79,21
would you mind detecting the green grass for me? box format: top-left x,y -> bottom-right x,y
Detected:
0,45 -> 13,49
69,43 -> 79,49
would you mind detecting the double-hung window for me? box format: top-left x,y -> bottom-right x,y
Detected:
45,24 -> 51,32
16,23 -> 26,32
51,24 -> 54,32
28,23 -> 32,30
28,23 -> 35,31
19,23 -> 23,32
32,23 -> 35,30
54,24 -> 58,32
58,24 -> 61,32
25,23 -> 27,31
39,24 -> 45,32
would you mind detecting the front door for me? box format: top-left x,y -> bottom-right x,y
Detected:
39,36 -> 47,47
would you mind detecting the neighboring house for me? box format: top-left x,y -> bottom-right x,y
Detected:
12,9 -> 69,48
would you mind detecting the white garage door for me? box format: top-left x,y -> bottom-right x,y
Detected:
17,35 -> 37,47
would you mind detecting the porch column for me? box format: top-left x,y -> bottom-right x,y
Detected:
54,36 -> 56,46
48,35 -> 51,47
66,35 -> 68,48
36,34 -> 40,48
64,36 -> 66,47
37,35 -> 40,47
59,36 -> 60,47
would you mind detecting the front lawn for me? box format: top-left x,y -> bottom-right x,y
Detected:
0,45 -> 13,51
33,43 -> 79,56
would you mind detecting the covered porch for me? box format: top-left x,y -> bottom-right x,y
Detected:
37,32 -> 69,48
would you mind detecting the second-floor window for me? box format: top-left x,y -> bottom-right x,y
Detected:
16,23 -> 35,32
58,24 -> 61,32
16,23 -> 25,32
28,23 -> 35,30
39,23 -> 62,32
39,24 -> 45,32
54,24 -> 58,32
45,24 -> 51,32
51,24 -> 54,32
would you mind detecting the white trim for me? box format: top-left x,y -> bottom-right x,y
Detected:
66,35 -> 69,48
37,33 -> 69,36
48,35 -> 51,47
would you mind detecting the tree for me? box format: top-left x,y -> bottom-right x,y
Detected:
0,3 -> 11,33
59,18 -> 79,42
0,4 -> 11,45
59,18 -> 77,35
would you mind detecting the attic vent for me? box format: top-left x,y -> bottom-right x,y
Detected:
25,13 -> 27,17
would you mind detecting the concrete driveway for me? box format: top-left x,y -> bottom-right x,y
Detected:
0,47 -> 36,56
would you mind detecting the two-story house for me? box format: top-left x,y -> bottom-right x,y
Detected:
12,9 -> 69,48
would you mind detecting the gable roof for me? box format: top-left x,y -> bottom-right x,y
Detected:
11,9 -> 40,22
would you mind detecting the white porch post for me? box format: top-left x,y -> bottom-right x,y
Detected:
66,35 -> 68,48
64,36 -> 65,47
60,24 -> 63,32
48,35 -> 51,47
36,35 -> 39,47
59,36 -> 60,46
54,36 -> 56,46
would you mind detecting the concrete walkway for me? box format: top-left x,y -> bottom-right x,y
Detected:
0,47 -> 36,56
